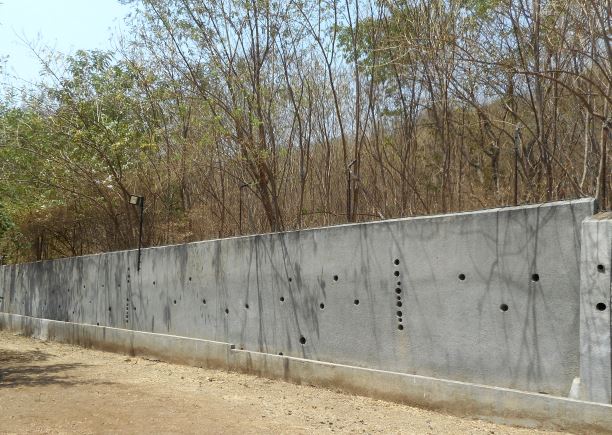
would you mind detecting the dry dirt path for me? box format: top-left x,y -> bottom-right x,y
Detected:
0,330 -> 566,434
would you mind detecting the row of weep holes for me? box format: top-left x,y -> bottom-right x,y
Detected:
457,266 -> 605,313
103,262 -> 611,345
125,268 -> 131,323
246,274 -> 343,351
596,264 -> 607,311
190,273 -> 348,319
394,260 -> 556,319
457,270 -> 542,313
394,259 -> 403,331
23,254 -> 610,335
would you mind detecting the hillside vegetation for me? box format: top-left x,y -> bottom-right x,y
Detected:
0,0 -> 610,263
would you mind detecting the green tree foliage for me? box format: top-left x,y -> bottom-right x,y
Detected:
0,50 -> 152,261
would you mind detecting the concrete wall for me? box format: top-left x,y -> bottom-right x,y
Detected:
0,199 -> 597,397
579,212 -> 612,403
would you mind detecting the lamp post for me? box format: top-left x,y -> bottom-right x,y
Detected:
129,194 -> 144,271
239,183 -> 249,235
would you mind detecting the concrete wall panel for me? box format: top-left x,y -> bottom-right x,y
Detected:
579,213 -> 612,403
0,199 -> 596,396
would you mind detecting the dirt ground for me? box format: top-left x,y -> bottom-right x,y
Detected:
0,330 -> 567,434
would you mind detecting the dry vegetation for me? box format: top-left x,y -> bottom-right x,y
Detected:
0,0 -> 610,263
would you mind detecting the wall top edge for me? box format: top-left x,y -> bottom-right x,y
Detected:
1,197 -> 596,268
585,211 -> 612,221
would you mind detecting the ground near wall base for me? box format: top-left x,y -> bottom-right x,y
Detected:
1,313 -> 610,433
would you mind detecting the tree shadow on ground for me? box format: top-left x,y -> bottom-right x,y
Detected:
0,349 -> 114,389
0,348 -> 51,364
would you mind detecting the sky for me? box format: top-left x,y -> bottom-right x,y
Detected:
0,0 -> 132,85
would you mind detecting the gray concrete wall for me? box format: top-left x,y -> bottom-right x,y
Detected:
0,199 -> 596,397
579,212 -> 612,403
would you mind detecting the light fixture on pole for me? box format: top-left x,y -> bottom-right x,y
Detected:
129,194 -> 145,272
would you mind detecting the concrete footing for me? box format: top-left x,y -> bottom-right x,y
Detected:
2,312 -> 611,433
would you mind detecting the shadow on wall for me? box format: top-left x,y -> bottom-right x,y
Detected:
0,199 -> 595,398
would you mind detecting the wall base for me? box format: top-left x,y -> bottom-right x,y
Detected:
1,313 -> 610,433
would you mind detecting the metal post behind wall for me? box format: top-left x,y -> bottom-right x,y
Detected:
137,197 -> 144,272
